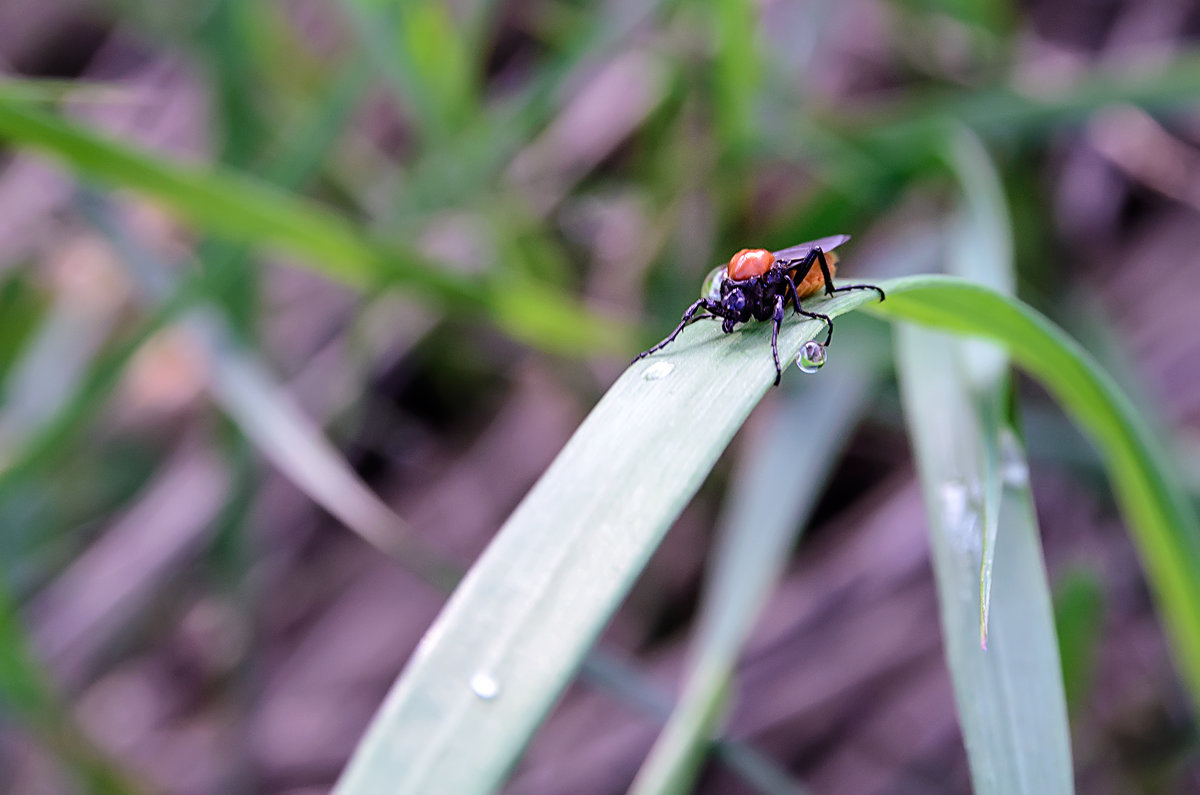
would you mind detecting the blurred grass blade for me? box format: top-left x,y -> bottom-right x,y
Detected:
334,290 -> 879,795
778,52 -> 1200,182
340,0 -> 475,141
0,97 -> 630,354
0,95 -> 396,288
871,276 -> 1200,709
850,51 -> 1200,154
0,588 -> 143,794
82,195 -> 460,587
337,275 -> 1199,793
191,312 -> 458,588
579,651 -> 805,793
631,320 -> 881,795
711,0 -> 763,152
1053,570 -> 1106,715
896,322 -> 1072,793
0,78 -> 133,104
946,130 -> 1014,647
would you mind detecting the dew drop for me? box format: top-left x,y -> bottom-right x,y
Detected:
999,429 -> 1030,488
795,340 -> 827,374
701,265 -> 727,301
939,480 -> 970,530
643,361 -> 674,381
470,672 -> 500,700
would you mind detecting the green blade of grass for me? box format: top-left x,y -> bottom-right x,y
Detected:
0,94 -> 393,288
339,0 -> 476,141
79,191 -> 462,589
711,0 -> 763,153
631,320 -> 881,795
334,289 -> 879,795
767,51 -> 1200,185
897,321 -> 1072,793
0,586 -> 144,793
0,78 -> 134,104
1053,570 -> 1106,715
579,651 -> 806,793
336,274 -> 1199,793
871,51 -> 1200,145
0,96 -> 632,355
946,130 -> 1014,647
870,276 -> 1200,708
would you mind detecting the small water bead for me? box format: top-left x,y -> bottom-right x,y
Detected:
470,672 -> 500,700
999,429 -> 1030,488
701,265 -> 727,301
795,340 -> 827,374
643,361 -> 675,381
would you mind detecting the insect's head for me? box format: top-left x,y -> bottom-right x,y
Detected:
722,286 -> 746,316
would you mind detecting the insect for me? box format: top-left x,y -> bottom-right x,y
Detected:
633,235 -> 885,385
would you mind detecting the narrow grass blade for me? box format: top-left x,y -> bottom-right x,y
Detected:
846,51 -> 1200,157
82,195 -> 461,587
334,290 -> 880,795
872,276 -> 1200,709
0,78 -> 134,104
711,0 -> 763,151
192,313 -> 457,588
336,274 -> 1199,793
0,587 -> 144,793
579,651 -> 806,793
0,97 -> 631,354
1053,570 -> 1105,715
946,130 -> 1015,647
632,320 -> 881,795
339,0 -> 475,141
897,322 -> 1072,793
0,96 -> 391,287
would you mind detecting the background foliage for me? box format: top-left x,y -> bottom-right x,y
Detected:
2,0 -> 1200,792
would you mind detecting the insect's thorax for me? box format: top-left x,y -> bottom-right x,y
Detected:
721,273 -> 782,320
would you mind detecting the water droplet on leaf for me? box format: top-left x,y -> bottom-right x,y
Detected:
795,340 -> 827,374
999,429 -> 1030,488
470,672 -> 500,700
701,265 -> 727,301
643,361 -> 674,381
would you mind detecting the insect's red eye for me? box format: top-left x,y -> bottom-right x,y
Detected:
727,248 -> 775,280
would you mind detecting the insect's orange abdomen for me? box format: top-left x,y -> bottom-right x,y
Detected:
727,248 -> 775,280
793,252 -> 838,298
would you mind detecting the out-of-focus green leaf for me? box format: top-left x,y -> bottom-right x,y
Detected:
711,0 -> 762,152
0,96 -> 632,354
946,130 -> 1013,646
631,319 -> 881,795
0,78 -> 132,104
897,320 -> 1072,793
0,587 -> 143,793
334,287 -> 880,795
197,0 -> 268,169
334,273 -> 1198,793
0,272 -> 48,390
1054,570 -> 1105,715
340,0 -> 475,141
871,277 -> 1200,710
778,52 -> 1200,175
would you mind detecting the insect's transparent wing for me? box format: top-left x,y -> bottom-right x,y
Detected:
771,234 -> 850,263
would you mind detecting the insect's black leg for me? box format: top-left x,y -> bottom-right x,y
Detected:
770,296 -> 785,386
828,281 -> 886,301
813,248 -> 837,296
784,276 -> 834,346
632,298 -> 720,363
810,247 -> 885,301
